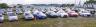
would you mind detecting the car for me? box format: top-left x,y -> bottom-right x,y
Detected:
0,9 -> 5,14
68,11 -> 79,17
79,11 -> 92,17
46,11 -> 58,18
0,10 -> 4,14
33,10 -> 47,19
7,8 -> 13,12
24,12 -> 34,20
23,9 -> 31,13
16,9 -> 23,14
23,8 -> 31,12
57,10 -> 68,18
7,12 -> 18,21
0,14 -> 4,23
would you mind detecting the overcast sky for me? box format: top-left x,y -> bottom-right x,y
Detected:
0,0 -> 87,5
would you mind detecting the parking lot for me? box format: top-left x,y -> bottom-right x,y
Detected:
0,8 -> 96,27
1,0 -> 96,27
0,13 -> 96,27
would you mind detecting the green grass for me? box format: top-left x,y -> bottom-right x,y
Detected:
1,12 -> 96,27
61,18 -> 96,27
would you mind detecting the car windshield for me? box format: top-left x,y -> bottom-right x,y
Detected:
25,13 -> 30,16
8,13 -> 15,16
70,11 -> 75,13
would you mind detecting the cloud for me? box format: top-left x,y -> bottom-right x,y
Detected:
0,0 -> 87,5
24,0 -> 75,4
0,0 -> 24,4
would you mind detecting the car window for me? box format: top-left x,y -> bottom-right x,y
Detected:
70,11 -> 75,13
25,13 -> 30,16
8,13 -> 15,16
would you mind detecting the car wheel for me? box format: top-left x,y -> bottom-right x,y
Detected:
63,15 -> 68,18
87,15 -> 91,17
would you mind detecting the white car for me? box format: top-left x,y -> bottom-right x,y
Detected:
57,10 -> 68,18
23,8 -> 31,12
33,10 -> 47,19
0,9 -> 5,14
79,11 -> 92,17
0,14 -> 4,22
46,11 -> 58,18
7,8 -> 13,12
7,12 -> 18,21
24,12 -> 34,20
0,10 -> 4,14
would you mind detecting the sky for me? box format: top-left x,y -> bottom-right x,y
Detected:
0,0 -> 88,5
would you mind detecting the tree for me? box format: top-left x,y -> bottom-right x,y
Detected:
84,0 -> 96,4
70,4 -> 74,6
60,4 -> 66,7
61,4 -> 74,7
84,0 -> 96,9
0,3 -> 8,9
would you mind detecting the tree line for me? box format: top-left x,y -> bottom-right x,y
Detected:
0,0 -> 96,9
0,3 -> 8,9
84,0 -> 96,9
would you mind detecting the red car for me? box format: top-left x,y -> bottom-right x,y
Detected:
68,11 -> 79,17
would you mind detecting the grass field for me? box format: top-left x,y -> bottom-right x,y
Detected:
0,12 -> 96,27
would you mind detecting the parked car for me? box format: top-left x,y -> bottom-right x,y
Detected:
23,8 -> 31,12
7,12 -> 18,21
7,8 -> 13,12
33,10 -> 47,19
0,9 -> 5,14
68,11 -> 79,17
46,11 -> 58,18
0,14 -> 4,23
16,9 -> 23,14
57,10 -> 68,18
79,11 -> 92,17
24,12 -> 34,20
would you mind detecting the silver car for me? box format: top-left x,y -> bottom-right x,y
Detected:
24,12 -> 34,20
0,14 -> 4,22
7,12 -> 18,21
